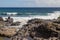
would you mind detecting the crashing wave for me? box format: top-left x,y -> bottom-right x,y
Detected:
7,12 -> 17,16
28,11 -> 60,19
3,11 -> 60,21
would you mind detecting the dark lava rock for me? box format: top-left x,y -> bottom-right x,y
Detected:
0,17 -> 3,21
53,16 -> 60,24
11,18 -> 59,40
23,19 -> 58,39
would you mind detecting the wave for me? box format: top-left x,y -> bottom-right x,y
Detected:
2,11 -> 60,28
27,11 -> 60,19
2,11 -> 60,19
6,12 -> 17,15
47,11 -> 60,19
3,11 -> 60,22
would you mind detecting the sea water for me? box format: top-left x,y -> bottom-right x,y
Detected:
0,8 -> 60,19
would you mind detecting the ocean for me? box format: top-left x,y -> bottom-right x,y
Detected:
0,8 -> 60,15
0,7 -> 60,19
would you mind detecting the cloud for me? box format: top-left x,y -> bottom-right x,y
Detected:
35,0 -> 60,7
0,0 -> 60,7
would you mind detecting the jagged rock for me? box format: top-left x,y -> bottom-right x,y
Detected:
0,21 -> 5,28
0,17 -> 3,21
10,18 -> 60,40
22,19 -> 58,39
53,16 -> 60,24
11,22 -> 20,26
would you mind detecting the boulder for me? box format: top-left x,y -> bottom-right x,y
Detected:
10,18 -> 60,40
0,17 -> 3,21
0,27 -> 17,37
23,19 -> 58,39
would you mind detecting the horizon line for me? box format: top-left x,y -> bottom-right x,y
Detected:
0,7 -> 60,8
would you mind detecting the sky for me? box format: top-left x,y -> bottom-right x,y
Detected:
0,0 -> 60,7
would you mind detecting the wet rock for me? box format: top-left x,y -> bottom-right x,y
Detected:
10,18 -> 60,40
0,17 -> 3,21
11,22 -> 20,26
53,16 -> 60,24
23,18 -> 58,39
0,21 -> 5,28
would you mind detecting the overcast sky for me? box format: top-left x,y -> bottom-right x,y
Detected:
0,0 -> 60,7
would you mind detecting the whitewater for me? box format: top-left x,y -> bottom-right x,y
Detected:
2,11 -> 60,28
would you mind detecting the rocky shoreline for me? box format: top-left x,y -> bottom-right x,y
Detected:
0,17 -> 20,38
0,17 -> 60,40
11,17 -> 60,40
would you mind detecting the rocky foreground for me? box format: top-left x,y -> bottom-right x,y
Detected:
11,18 -> 60,40
0,17 -> 60,40
0,17 -> 20,38
0,27 -> 17,37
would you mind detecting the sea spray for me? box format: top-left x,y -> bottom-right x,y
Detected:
2,11 -> 60,29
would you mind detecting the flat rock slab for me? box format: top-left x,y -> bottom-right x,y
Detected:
0,27 -> 17,37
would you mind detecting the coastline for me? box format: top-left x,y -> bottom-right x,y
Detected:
0,16 -> 60,40
0,12 -> 60,40
0,8 -> 60,40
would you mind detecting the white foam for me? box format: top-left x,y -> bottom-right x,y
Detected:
3,11 -> 60,23
47,11 -> 60,19
2,11 -> 60,28
5,11 -> 60,19
30,11 -> 60,19
7,12 -> 17,15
